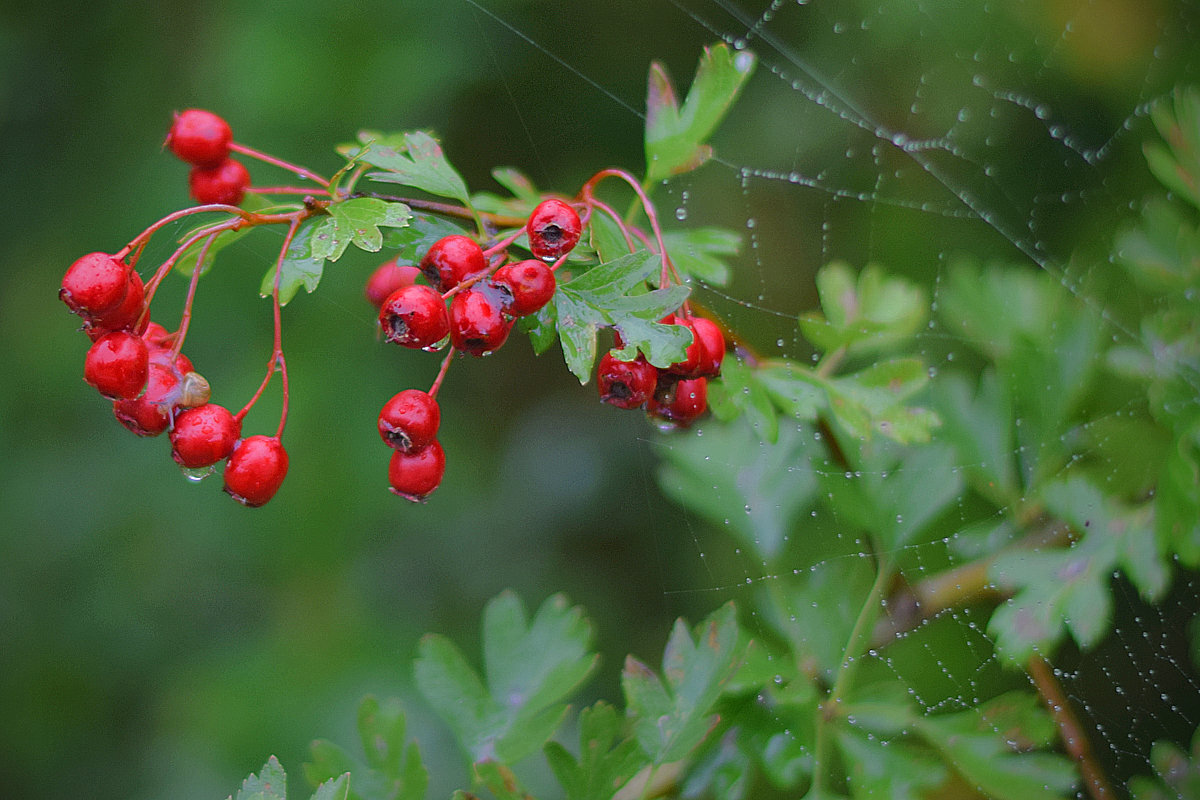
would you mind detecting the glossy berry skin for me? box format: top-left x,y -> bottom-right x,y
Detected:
167,109 -> 233,167
378,389 -> 440,452
84,331 -> 149,400
189,158 -> 251,205
84,269 -> 145,339
526,198 -> 582,261
666,315 -> 708,378
379,284 -> 450,349
388,440 -> 446,502
113,362 -> 182,436
169,403 -> 242,469
597,352 -> 659,409
689,315 -> 726,378
648,376 -> 709,428
419,235 -> 486,292
61,252 -> 131,318
449,286 -> 512,356
365,260 -> 421,308
223,435 -> 289,507
492,260 -> 556,316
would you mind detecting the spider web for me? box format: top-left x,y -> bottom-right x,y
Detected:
471,0 -> 1200,796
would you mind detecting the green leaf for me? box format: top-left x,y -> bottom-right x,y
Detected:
353,131 -> 471,205
930,370 -> 1018,504
544,702 -> 645,800
707,357 -> 780,443
311,198 -> 411,262
645,43 -> 756,182
1129,726 -> 1200,800
622,602 -> 744,763
414,592 -> 598,765
305,696 -> 428,800
261,218 -> 326,305
661,227 -> 739,286
176,224 -> 256,278
798,262 -> 928,358
1115,198 -> 1200,293
471,167 -> 542,217
835,730 -> 946,800
1145,86 -> 1200,210
233,757 -> 288,800
826,358 -> 940,444
587,211 -> 632,265
915,695 -> 1078,800
382,212 -> 469,264
551,250 -> 691,383
309,775 -> 351,800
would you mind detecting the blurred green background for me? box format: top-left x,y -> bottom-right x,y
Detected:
1,1 -> 1195,799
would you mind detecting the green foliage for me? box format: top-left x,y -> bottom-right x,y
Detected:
797,261 -> 928,358
343,131 -> 473,207
1129,726 -> 1200,800
310,198 -> 411,262
229,757 -> 348,800
305,697 -> 427,800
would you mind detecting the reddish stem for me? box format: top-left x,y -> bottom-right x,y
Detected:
482,227 -> 525,258
248,186 -> 332,196
169,232 -> 218,361
124,203 -> 250,254
580,168 -> 674,286
229,142 -> 331,188
428,347 -> 456,399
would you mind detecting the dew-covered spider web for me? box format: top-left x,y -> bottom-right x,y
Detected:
468,0 -> 1200,797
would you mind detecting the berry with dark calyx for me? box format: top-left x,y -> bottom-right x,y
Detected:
379,284 -> 451,350
597,352 -> 658,409
689,315 -> 726,378
526,198 -> 582,261
113,362 -> 182,436
169,403 -> 241,469
84,330 -> 149,400
365,260 -> 421,308
84,269 -> 146,339
188,158 -> 251,205
223,435 -> 289,507
378,389 -> 440,452
647,375 -> 708,428
166,109 -> 233,167
448,286 -> 512,356
492,259 -> 556,317
419,234 -> 486,292
61,252 -> 131,318
388,440 -> 446,502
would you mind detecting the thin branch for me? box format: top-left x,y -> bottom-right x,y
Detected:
1028,655 -> 1117,800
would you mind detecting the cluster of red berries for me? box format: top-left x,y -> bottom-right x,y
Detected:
597,311 -> 724,427
166,108 -> 252,206
364,198 -> 579,500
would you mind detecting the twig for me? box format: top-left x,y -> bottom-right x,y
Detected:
1028,655 -> 1116,800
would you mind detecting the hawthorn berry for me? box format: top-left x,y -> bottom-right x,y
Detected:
113,362 -> 182,436
419,235 -> 486,292
689,315 -> 725,378
449,286 -> 512,356
492,260 -> 556,317
597,352 -> 659,409
365,260 -> 421,308
84,330 -> 150,400
166,109 -> 233,167
61,252 -> 131,318
526,198 -> 582,261
379,284 -> 451,350
388,440 -> 446,502
666,315 -> 708,378
84,269 -> 146,339
189,158 -> 251,205
378,389 -> 440,452
169,403 -> 241,469
647,375 -> 708,428
223,435 -> 289,507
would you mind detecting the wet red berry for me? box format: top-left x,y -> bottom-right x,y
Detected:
449,286 -> 512,356
420,234 -> 487,292
378,389 -> 441,452
526,198 -> 582,261
189,158 -> 251,205
689,315 -> 725,378
84,269 -> 146,339
666,315 -> 708,378
61,252 -> 131,318
388,440 -> 446,502
492,259 -> 556,316
365,260 -> 421,308
379,284 -> 451,349
597,352 -> 659,409
169,403 -> 242,469
223,435 -> 289,507
647,376 -> 708,428
167,109 -> 233,167
113,362 -> 182,437
84,330 -> 150,400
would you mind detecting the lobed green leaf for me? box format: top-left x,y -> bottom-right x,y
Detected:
350,131 -> 471,206
311,198 -> 411,262
260,218 -> 326,305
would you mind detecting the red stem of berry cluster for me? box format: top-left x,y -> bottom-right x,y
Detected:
229,142 -> 331,189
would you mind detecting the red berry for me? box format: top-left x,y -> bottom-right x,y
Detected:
170,403 -> 241,469
647,376 -> 708,428
420,235 -> 486,292
526,198 -> 582,261
378,389 -> 441,452
84,269 -> 146,339
84,330 -> 149,400
61,252 -> 131,317
113,362 -> 182,437
166,109 -> 233,167
689,315 -> 725,378
666,315 -> 708,378
365,260 -> 421,308
449,286 -> 513,356
597,352 -> 659,409
388,440 -> 446,502
223,435 -> 289,507
492,260 -> 556,316
378,284 -> 450,349
189,158 -> 251,205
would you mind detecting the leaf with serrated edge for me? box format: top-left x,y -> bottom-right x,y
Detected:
308,774 -> 350,800
235,756 -> 288,800
261,218 -> 326,305
313,198 -> 411,262
545,702 -> 644,800
661,227 -> 738,286
361,131 -> 470,205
